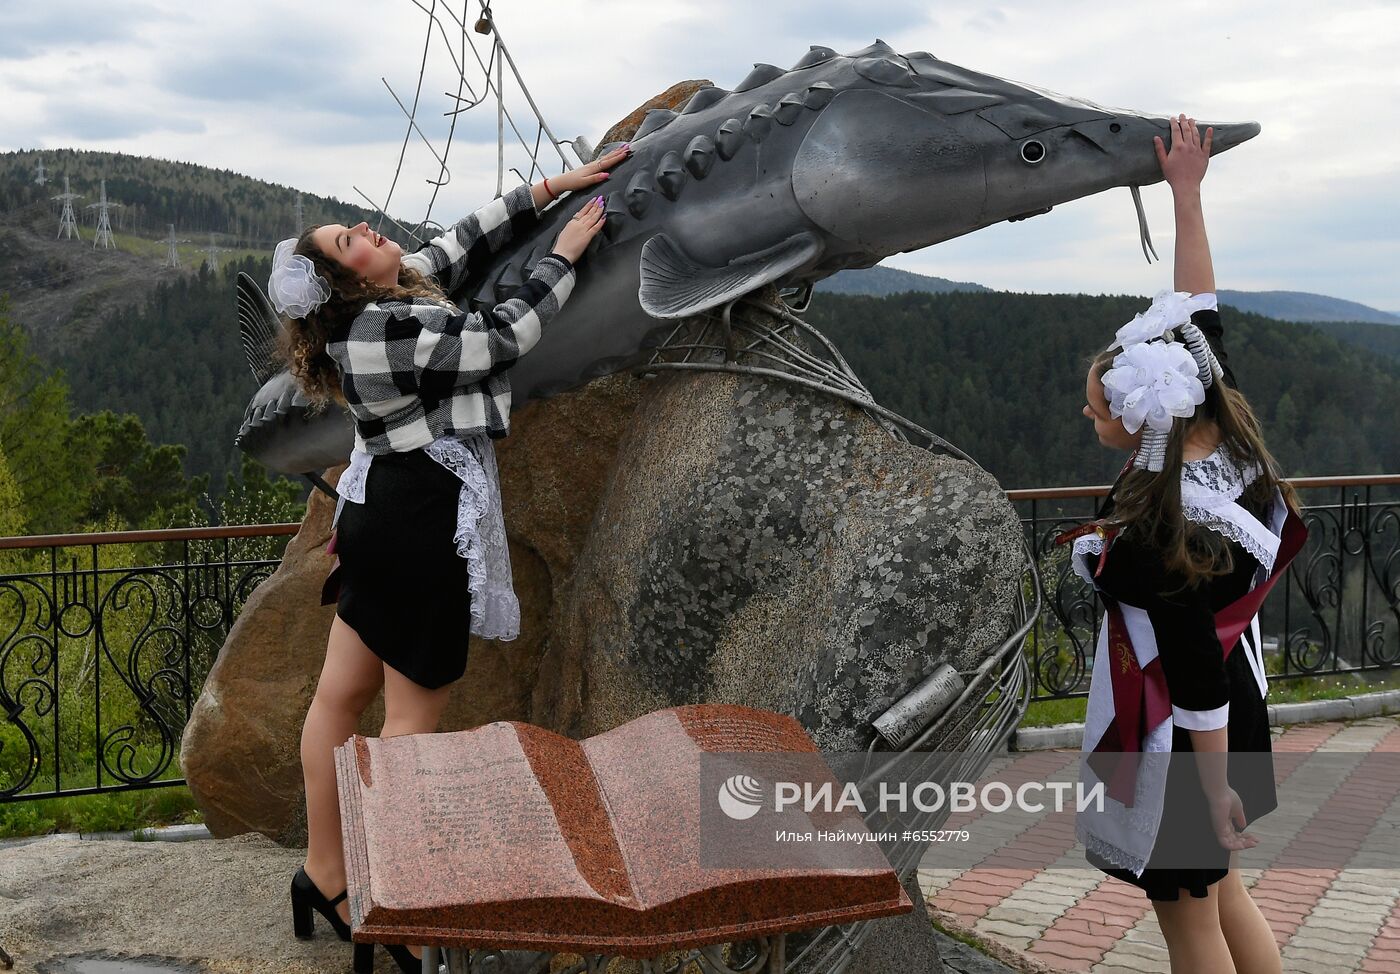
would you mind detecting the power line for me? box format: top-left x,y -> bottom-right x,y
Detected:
52,175 -> 82,241
164,224 -> 189,269
87,178 -> 122,249
203,233 -> 223,271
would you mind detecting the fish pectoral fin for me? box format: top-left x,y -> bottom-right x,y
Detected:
638,231 -> 822,319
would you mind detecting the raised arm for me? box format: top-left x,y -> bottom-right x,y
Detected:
1154,113 -> 1216,294
403,145 -> 633,295
396,253 -> 576,402
405,196 -> 609,398
402,183 -> 541,295
1155,114 -> 1238,387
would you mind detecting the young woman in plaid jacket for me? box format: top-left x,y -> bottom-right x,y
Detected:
277,145 -> 630,972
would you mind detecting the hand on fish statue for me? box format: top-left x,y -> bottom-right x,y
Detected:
552,196 -> 608,263
1154,113 -> 1213,190
549,144 -> 634,195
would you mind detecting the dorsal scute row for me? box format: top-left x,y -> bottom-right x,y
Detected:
571,39 -> 987,243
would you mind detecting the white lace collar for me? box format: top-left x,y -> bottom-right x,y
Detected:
1071,443 -> 1283,585
1179,443 -> 1282,573
1180,443 -> 1260,503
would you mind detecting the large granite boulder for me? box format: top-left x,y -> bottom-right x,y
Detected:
524,306 -> 1023,974
539,351 -> 1024,751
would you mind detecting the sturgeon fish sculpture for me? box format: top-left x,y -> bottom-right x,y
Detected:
236,39 -> 1259,476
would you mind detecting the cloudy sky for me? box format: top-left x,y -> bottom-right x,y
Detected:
3,0 -> 1397,310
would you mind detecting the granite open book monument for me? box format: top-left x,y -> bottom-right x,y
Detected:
333,703 -> 911,960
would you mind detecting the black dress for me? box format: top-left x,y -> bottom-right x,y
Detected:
329,448 -> 474,690
1081,472 -> 1278,900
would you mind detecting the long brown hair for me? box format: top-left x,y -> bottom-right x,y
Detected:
1089,343 -> 1299,588
274,226 -> 448,412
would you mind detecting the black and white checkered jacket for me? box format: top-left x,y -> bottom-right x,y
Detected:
326,182 -> 575,454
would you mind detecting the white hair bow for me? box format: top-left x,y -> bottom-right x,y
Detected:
1111,289 -> 1218,350
1101,340 -> 1207,435
267,237 -> 331,318
1101,290 -> 1221,472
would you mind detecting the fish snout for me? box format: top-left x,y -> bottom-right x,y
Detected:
1137,114 -> 1261,155
1198,119 -> 1262,155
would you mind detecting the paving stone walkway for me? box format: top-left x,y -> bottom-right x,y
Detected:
917,716 -> 1400,974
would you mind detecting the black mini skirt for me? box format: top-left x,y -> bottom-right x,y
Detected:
322,448 -> 473,690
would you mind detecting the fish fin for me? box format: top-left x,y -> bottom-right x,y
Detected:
639,231 -> 822,319
236,271 -> 283,385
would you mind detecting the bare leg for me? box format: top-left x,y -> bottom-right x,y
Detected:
1154,882 -> 1236,973
300,614 -> 385,925
381,659 -> 456,958
380,661 -> 454,738
1218,863 -> 1282,974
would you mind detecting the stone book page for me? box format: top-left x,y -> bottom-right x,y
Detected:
337,703 -> 908,950
582,706 -> 902,913
346,721 -> 620,912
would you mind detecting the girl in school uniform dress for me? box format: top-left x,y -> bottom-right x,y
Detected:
1066,115 -> 1303,974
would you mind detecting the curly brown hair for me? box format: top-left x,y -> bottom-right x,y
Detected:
273,226 -> 449,413
1088,341 -> 1299,590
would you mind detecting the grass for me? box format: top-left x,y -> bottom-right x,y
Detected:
82,225 -> 264,271
1019,666 -> 1400,728
0,784 -> 203,840
1020,696 -> 1088,728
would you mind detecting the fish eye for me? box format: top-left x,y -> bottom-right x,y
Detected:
1109,122 -> 1122,133
1020,139 -> 1046,165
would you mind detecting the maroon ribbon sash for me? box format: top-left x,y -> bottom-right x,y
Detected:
1215,505 -> 1308,660
1087,596 -> 1173,806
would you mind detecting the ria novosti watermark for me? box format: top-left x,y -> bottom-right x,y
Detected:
697,750 -> 1400,872
718,772 -> 1103,818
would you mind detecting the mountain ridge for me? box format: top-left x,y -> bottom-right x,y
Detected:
818,265 -> 1399,326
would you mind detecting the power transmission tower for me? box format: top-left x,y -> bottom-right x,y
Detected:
164,224 -> 189,268
87,178 -> 122,249
203,233 -> 223,272
52,175 -> 81,240
294,193 -> 304,233
33,159 -> 47,186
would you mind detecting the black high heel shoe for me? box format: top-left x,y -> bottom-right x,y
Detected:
290,866 -> 352,942
352,940 -> 429,973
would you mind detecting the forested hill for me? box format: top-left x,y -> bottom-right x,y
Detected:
818,265 -> 1400,326
0,148 -> 399,251
41,265 -> 1400,500
1216,289 -> 1400,325
1,147 -> 1394,515
807,290 -> 1400,488
816,265 -> 992,297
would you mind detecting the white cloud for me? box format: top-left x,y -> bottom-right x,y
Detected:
1,0 -> 1397,307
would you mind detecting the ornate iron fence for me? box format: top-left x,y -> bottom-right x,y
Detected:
0,524 -> 298,802
1011,475 -> 1400,702
3,473 -> 1397,803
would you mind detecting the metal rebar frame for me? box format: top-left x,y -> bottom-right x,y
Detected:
637,295 -> 982,465
353,0 -> 582,247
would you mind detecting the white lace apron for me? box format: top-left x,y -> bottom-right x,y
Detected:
332,434 -> 520,642
1072,444 -> 1286,875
